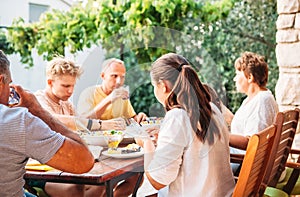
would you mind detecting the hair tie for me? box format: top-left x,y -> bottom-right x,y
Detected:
178,63 -> 185,72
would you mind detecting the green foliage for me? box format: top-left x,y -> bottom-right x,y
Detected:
4,0 -> 233,67
6,18 -> 39,66
199,0 -> 278,112
92,0 -> 235,114
0,29 -> 13,54
2,0 -> 278,114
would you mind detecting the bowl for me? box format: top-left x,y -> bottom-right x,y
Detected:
81,131 -> 108,147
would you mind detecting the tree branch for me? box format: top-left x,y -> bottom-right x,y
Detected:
222,27 -> 276,49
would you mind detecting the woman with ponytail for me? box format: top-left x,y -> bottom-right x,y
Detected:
138,53 -> 234,196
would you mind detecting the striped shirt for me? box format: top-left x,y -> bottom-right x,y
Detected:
0,105 -> 65,197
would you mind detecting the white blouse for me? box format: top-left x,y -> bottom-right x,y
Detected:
147,105 -> 235,197
231,90 -> 278,136
230,90 -> 278,154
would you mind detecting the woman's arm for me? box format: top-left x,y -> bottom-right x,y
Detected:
229,133 -> 249,150
138,139 -> 167,190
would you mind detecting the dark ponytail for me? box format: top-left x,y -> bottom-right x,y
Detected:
151,53 -> 221,144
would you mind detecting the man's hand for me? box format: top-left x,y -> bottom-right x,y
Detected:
11,85 -> 43,114
134,112 -> 147,123
101,117 -> 126,131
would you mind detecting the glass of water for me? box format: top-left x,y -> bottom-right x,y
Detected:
122,85 -> 129,100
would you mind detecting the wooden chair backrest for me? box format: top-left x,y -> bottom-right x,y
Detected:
264,108 -> 300,187
232,125 -> 277,197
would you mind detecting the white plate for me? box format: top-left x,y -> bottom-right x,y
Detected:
102,149 -> 144,159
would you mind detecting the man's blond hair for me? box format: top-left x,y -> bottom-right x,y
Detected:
46,57 -> 83,79
101,58 -> 124,73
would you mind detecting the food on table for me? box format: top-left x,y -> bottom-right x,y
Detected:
140,117 -> 163,130
140,117 -> 163,125
107,143 -> 142,154
103,130 -> 123,135
121,143 -> 141,154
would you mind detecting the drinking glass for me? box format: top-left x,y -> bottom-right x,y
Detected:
122,85 -> 129,100
105,131 -> 125,152
8,87 -> 20,107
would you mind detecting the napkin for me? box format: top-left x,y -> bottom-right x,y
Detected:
25,165 -> 54,171
88,145 -> 103,160
26,159 -> 54,171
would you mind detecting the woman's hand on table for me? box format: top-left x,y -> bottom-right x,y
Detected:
134,127 -> 159,147
135,136 -> 156,171
146,127 -> 159,145
134,136 -> 155,152
134,137 -> 144,148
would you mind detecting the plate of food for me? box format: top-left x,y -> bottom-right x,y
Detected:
102,144 -> 144,159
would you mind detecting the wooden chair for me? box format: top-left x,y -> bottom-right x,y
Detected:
232,125 -> 277,197
262,108 -> 299,196
230,108 -> 300,196
270,108 -> 300,195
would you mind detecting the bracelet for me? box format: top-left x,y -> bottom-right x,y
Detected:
87,119 -> 93,130
98,120 -> 102,130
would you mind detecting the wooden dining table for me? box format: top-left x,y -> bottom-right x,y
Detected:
24,153 -> 144,197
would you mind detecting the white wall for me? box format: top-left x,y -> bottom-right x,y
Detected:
0,0 -> 28,26
67,45 -> 106,106
0,0 -> 74,26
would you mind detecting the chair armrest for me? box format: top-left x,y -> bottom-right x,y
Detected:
286,161 -> 300,170
283,159 -> 300,194
289,148 -> 300,164
230,153 -> 244,164
290,149 -> 300,155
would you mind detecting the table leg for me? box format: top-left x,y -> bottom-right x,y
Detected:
105,180 -> 114,197
132,172 -> 144,197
